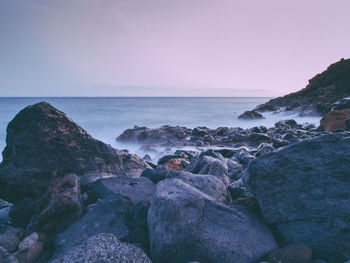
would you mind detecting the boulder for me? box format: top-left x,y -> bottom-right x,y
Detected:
52,177 -> 155,260
186,155 -> 230,185
13,232 -> 48,263
50,233 -> 151,263
238,110 -> 264,119
31,174 -> 83,234
165,171 -> 228,202
320,109 -> 350,132
163,158 -> 189,171
0,102 -> 148,202
90,176 -> 155,201
275,119 -> 299,129
0,227 -> 25,253
248,134 -> 350,261
267,244 -> 312,263
148,179 -> 277,263
141,166 -> 168,184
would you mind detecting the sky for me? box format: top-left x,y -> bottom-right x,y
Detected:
0,0 -> 349,97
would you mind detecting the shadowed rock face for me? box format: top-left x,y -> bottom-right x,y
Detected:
0,102 -> 148,201
252,58 -> 350,116
248,134 -> 350,261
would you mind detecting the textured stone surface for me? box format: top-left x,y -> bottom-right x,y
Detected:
50,233 -> 151,263
165,171 -> 228,202
148,179 -> 277,263
320,109 -> 350,131
248,134 -> 350,261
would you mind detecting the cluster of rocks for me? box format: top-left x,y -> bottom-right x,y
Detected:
1,101 -> 350,263
116,120 -> 326,156
239,58 -> 350,118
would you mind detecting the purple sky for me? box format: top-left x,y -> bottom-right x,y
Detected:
1,0 -> 349,97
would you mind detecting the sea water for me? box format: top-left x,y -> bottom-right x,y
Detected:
0,97 -> 321,161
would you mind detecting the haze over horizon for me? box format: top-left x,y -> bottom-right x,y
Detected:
1,0 -> 350,97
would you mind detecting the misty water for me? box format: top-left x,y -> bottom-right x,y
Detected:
0,97 -> 321,161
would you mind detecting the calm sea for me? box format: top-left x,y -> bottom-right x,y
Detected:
0,97 -> 321,160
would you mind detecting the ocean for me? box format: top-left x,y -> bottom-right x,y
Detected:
0,97 -> 321,161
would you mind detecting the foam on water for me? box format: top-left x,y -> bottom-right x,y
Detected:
0,97 -> 321,161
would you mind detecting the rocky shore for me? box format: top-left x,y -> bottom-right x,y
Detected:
1,98 -> 350,263
240,58 -> 350,117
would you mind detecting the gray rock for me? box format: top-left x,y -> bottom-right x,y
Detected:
148,179 -> 277,263
53,177 -> 155,260
18,232 -> 39,251
0,246 -> 18,263
91,176 -> 155,202
165,171 -> 228,202
50,233 -> 151,263
187,155 -> 230,186
0,227 -> 25,253
248,134 -> 350,261
238,110 -> 264,119
0,200 -> 12,225
141,166 -> 168,184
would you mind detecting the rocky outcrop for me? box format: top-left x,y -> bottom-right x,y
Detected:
248,134 -> 350,261
320,109 -> 350,132
250,58 -> 350,116
148,179 -> 277,263
0,102 -> 149,202
116,120 -> 323,152
50,233 -> 152,263
238,110 -> 264,119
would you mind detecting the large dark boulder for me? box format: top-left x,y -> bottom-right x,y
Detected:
0,102 -> 148,201
148,179 -> 277,263
248,134 -> 350,261
50,233 -> 151,263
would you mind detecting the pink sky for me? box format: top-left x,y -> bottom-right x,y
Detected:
1,0 -> 350,96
